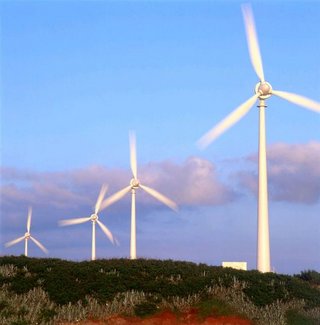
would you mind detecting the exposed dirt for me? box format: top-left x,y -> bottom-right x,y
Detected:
60,309 -> 253,324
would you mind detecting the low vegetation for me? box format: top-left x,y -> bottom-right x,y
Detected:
0,256 -> 319,324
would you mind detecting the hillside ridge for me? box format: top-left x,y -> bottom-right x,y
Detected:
0,256 -> 319,324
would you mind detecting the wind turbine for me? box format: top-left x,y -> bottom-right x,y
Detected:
100,131 -> 178,260
5,207 -> 48,256
198,4 -> 320,273
59,184 -> 115,261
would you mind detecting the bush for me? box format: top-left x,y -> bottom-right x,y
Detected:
296,270 -> 320,286
134,302 -> 158,317
286,309 -> 318,325
197,298 -> 235,318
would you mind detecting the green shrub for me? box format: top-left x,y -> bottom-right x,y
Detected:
286,309 -> 318,325
197,298 -> 235,318
296,270 -> 320,286
134,302 -> 158,317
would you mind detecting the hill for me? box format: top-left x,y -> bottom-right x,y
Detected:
0,256 -> 319,324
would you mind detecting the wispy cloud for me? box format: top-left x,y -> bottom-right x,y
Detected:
237,142 -> 320,204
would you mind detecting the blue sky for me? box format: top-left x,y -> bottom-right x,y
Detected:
1,0 -> 320,275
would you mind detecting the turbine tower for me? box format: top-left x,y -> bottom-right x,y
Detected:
59,184 -> 115,261
100,131 -> 178,260
198,4 -> 320,273
5,207 -> 48,256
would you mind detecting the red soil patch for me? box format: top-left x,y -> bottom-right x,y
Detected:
60,309 -> 253,325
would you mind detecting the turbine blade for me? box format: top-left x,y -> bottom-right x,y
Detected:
242,3 -> 265,82
272,90 -> 320,113
197,94 -> 258,149
59,217 -> 91,226
5,236 -> 25,247
140,184 -> 178,211
27,207 -> 32,233
95,184 -> 108,214
96,220 -> 114,244
30,236 -> 48,254
100,186 -> 131,210
129,131 -> 138,179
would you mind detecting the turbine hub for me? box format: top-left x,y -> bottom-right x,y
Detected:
130,178 -> 140,189
255,81 -> 272,99
25,232 -> 30,239
90,214 -> 98,221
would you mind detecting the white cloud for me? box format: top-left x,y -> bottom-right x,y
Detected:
0,156 -> 235,216
237,142 -> 320,204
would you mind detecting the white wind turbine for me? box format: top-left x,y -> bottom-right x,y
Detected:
198,4 -> 320,273
5,207 -> 48,256
59,184 -> 115,261
100,131 -> 178,260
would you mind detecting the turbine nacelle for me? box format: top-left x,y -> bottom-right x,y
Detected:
130,178 -> 140,189
90,213 -> 98,222
255,81 -> 272,100
24,232 -> 31,239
